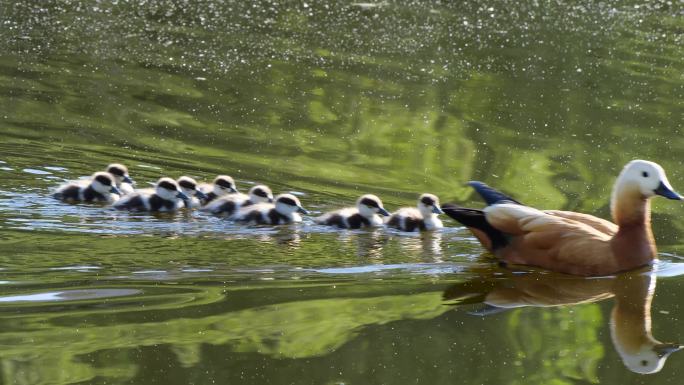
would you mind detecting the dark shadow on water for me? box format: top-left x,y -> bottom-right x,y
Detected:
443,266 -> 683,374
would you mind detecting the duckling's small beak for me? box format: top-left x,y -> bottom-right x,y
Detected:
297,206 -> 309,215
378,207 -> 390,216
432,205 -> 444,215
110,186 -> 121,195
229,187 -> 238,193
177,191 -> 189,200
655,181 -> 682,200
268,197 -> 274,203
123,175 -> 134,185
195,190 -> 208,200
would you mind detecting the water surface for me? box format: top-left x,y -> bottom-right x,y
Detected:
1,1 -> 683,384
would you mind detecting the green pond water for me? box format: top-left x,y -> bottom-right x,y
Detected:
1,1 -> 683,384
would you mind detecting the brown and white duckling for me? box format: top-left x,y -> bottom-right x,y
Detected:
232,194 -> 308,225
106,163 -> 135,195
114,177 -> 189,212
386,193 -> 444,231
53,172 -> 121,203
177,176 -> 208,209
315,194 -> 390,229
199,175 -> 238,205
202,184 -> 273,216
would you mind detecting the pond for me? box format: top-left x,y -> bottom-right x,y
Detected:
1,1 -> 683,384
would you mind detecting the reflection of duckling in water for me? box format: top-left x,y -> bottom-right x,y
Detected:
443,267 -> 682,374
114,177 -> 189,212
232,194 -> 308,225
202,185 -> 273,216
315,194 -> 390,229
198,175 -> 238,205
53,172 -> 121,203
386,193 -> 444,231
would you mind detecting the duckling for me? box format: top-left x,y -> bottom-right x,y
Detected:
106,163 -> 135,195
232,193 -> 308,225
53,172 -> 121,203
202,185 -> 274,216
177,176 -> 208,209
315,194 -> 390,229
199,175 -> 238,205
386,193 -> 444,231
114,177 -> 189,212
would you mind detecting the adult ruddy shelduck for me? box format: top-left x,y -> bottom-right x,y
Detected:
442,160 -> 682,276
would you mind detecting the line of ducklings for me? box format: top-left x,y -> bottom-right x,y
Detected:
53,164 -> 446,231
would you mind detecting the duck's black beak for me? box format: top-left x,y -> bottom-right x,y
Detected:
268,197 -> 274,203
655,181 -> 682,200
297,207 -> 309,215
229,187 -> 238,193
195,190 -> 208,200
123,175 -> 134,185
432,205 -> 444,214
378,207 -> 390,216
110,186 -> 122,195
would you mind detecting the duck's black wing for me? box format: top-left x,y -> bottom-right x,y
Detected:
467,181 -> 521,206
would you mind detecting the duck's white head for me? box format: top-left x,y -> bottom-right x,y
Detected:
614,160 -> 681,201
418,193 -> 443,217
249,185 -> 274,203
155,177 -> 188,201
106,163 -> 134,186
356,194 -> 390,218
213,175 -> 238,196
91,172 -> 120,195
618,342 -> 682,374
275,194 -> 308,215
178,176 -> 207,201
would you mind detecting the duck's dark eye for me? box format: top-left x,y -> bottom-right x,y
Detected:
642,171 -> 649,178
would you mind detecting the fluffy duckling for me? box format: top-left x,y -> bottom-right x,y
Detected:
442,160 -> 682,276
386,193 -> 444,231
53,172 -> 121,203
199,175 -> 238,205
315,194 -> 390,229
202,185 -> 273,216
177,176 -> 208,209
232,193 -> 308,225
106,163 -> 135,195
114,177 -> 189,212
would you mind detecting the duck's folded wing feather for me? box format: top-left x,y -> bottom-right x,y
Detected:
484,204 -> 615,274
543,210 -> 618,236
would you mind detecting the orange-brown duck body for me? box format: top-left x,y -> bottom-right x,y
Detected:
443,160 -> 682,276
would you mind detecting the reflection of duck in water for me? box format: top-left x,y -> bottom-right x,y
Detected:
442,160 -> 682,276
443,267 -> 682,374
610,271 -> 682,374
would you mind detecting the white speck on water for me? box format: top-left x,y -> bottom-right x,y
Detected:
23,168 -> 52,175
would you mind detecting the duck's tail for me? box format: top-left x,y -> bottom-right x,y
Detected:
467,181 -> 521,206
441,204 -> 509,251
